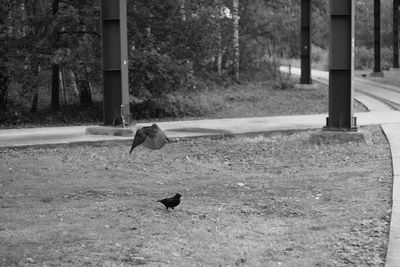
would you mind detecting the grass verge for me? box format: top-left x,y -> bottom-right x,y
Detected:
355,69 -> 400,88
132,79 -> 367,122
0,125 -> 391,266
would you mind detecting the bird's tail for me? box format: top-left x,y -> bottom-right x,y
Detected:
129,144 -> 136,154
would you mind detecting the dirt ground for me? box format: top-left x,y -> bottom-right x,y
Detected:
0,125 -> 393,266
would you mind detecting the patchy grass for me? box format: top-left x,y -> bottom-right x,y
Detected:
162,81 -> 330,118
0,125 -> 391,266
2,76 -> 367,128
134,80 -> 367,122
0,102 -> 104,129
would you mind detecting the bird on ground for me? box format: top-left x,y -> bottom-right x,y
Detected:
156,193 -> 182,210
129,124 -> 169,154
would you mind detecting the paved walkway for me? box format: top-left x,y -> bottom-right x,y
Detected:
2,111 -> 400,149
1,68 -> 400,265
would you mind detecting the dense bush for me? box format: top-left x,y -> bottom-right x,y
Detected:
354,46 -> 373,70
354,46 -> 392,70
2,0 -> 393,125
128,49 -> 193,99
311,45 -> 328,70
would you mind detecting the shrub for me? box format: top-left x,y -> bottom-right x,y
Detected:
130,94 -> 209,120
354,46 -> 374,70
128,49 -> 193,99
311,45 -> 328,70
381,47 -> 392,70
354,46 -> 392,70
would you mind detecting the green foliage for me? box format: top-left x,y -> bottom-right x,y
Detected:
129,49 -> 193,99
354,46 -> 392,70
355,0 -> 392,49
0,0 -> 101,112
0,101 -> 102,128
354,46 -> 373,70
0,0 -> 396,121
311,45 -> 328,71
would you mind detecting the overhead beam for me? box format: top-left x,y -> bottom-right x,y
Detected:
325,0 -> 357,131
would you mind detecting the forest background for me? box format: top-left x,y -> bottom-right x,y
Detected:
0,0 -> 394,127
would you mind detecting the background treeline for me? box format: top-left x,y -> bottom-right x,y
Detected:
0,0 -> 395,124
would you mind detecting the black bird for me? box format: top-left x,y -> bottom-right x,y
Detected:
156,193 -> 182,210
129,124 -> 169,154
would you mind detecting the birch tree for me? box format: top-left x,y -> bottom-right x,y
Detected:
232,0 -> 239,81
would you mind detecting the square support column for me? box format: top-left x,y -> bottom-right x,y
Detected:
101,0 -> 131,126
324,0 -> 357,131
394,0 -> 399,68
374,0 -> 381,74
300,0 -> 312,84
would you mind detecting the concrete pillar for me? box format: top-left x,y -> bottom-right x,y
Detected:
325,0 -> 357,131
300,0 -> 311,84
394,0 -> 399,68
101,0 -> 131,126
374,0 -> 382,74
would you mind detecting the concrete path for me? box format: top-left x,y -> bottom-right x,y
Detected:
382,124 -> 400,266
1,68 -> 400,265
280,66 -> 400,111
2,111 -> 400,149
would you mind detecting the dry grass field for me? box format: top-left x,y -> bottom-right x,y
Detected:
0,125 -> 392,266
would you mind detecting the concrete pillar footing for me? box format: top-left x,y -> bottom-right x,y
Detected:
308,129 -> 372,145
86,126 -> 134,136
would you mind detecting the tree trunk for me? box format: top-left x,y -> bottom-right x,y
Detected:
214,0 -> 222,76
77,79 -> 93,105
60,67 -> 67,106
0,71 -> 9,111
51,63 -> 60,111
216,21 -> 223,76
30,86 -> 39,113
68,69 -> 79,99
50,0 -> 60,111
29,65 -> 40,113
232,0 -> 240,81
180,0 -> 186,22
73,67 -> 93,105
52,0 -> 59,14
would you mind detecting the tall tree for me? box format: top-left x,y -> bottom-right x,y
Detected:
0,68 -> 9,111
51,62 -> 60,110
23,0 -> 50,113
0,1 -> 9,111
232,0 -> 239,81
180,0 -> 186,22
51,0 -> 60,111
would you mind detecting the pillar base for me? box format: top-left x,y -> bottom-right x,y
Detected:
370,71 -> 384,77
85,126 -> 133,136
294,83 -> 318,90
309,129 -> 372,145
